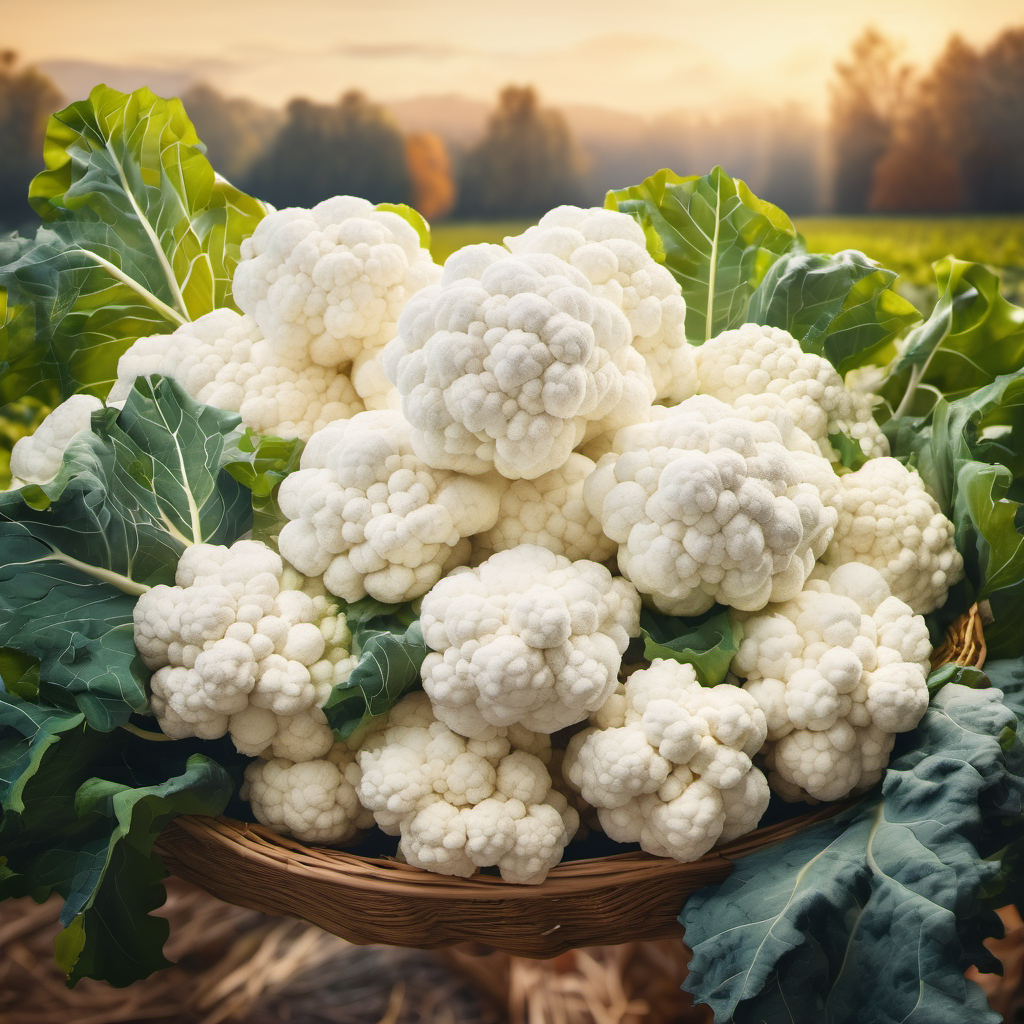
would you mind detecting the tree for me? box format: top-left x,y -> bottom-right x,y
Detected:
457,86 -> 585,218
829,28 -> 910,213
405,132 -> 455,221
0,52 -> 63,229
248,90 -> 409,208
180,84 -> 282,185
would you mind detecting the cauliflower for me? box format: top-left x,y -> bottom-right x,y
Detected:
242,741 -> 375,844
584,395 -> 839,615
419,545 -> 641,737
505,206 -> 697,403
277,410 -> 503,604
695,323 -> 889,463
382,245 -> 655,480
563,659 -> 770,862
821,456 -> 964,613
471,453 -> 616,564
357,692 -> 579,883
232,196 -> 441,409
133,539 -> 354,760
108,308 -> 365,440
9,393 -> 105,487
731,562 -> 932,802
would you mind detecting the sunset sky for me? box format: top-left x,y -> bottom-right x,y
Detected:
6,0 -> 1024,117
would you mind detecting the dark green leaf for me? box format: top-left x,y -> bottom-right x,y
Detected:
747,247 -> 920,373
1,84 -> 265,410
826,431 -> 871,471
884,258 -> 1024,420
606,166 -> 797,342
0,648 -> 40,699
680,683 -> 1024,1024
926,661 -> 990,695
323,621 -> 426,739
639,606 -> 741,686
0,377 -> 251,729
52,753 -> 233,986
223,429 -> 304,547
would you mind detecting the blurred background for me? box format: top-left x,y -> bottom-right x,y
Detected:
2,0 -> 1024,303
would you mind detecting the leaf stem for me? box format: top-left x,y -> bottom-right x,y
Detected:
76,250 -> 187,326
705,182 -> 722,342
28,549 -> 151,596
120,722 -> 174,742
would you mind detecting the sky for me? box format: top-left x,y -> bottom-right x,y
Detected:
5,0 -> 1024,118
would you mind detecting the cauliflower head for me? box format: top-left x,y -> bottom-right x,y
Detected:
821,456 -> 964,613
109,308 -> 364,440
242,741 -> 374,844
382,245 -> 656,480
419,545 -> 641,737
232,196 -> 441,403
505,206 -> 696,403
563,659 -> 770,862
9,393 -> 105,487
357,692 -> 579,883
277,409 -> 503,604
584,395 -> 839,615
731,561 -> 932,802
133,539 -> 354,760
695,323 -> 889,463
471,453 -> 616,564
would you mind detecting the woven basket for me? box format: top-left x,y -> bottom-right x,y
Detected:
155,606 -> 986,959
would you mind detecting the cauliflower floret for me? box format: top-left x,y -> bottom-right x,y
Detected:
419,545 -> 641,737
584,395 -> 839,615
277,410 -> 503,604
563,660 -> 770,862
505,206 -> 697,403
821,456 -> 964,613
695,323 -> 889,463
109,308 -> 365,440
357,692 -> 578,883
732,562 -> 932,802
134,539 -> 353,760
382,246 -> 656,480
9,394 -> 106,487
471,453 -> 616,564
232,196 -> 441,411
242,741 -> 374,844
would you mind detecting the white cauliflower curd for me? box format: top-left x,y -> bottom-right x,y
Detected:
382,245 -> 655,480
277,409 -> 503,604
9,393 -> 105,486
108,308 -> 364,440
419,545 -> 641,737
470,453 -> 616,564
822,456 -> 964,613
242,741 -> 374,844
584,395 -> 839,615
695,323 -> 889,463
563,659 -> 770,862
731,562 -> 932,802
133,539 -> 353,761
357,692 -> 578,883
505,205 -> 697,403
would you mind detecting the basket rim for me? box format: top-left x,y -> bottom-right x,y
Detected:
163,797 -> 856,898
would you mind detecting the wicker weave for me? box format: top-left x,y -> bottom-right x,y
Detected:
156,607 -> 986,959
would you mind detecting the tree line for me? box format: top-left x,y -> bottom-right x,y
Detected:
1,23 -> 1022,228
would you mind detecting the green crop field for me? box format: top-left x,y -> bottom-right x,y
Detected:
431,215 -> 1024,308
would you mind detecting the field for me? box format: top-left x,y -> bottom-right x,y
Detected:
431,215 -> 1024,308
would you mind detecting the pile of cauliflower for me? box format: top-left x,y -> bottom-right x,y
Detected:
20,198 -> 966,884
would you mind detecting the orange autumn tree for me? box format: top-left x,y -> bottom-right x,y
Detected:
405,131 -> 455,221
